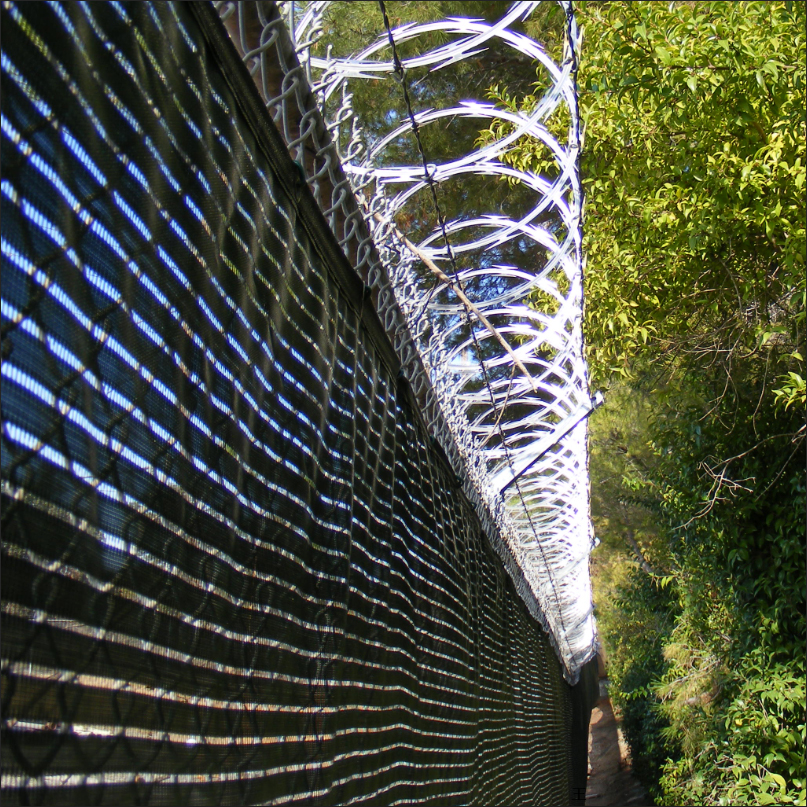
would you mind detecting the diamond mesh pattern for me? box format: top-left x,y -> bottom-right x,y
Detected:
1,3 -> 593,805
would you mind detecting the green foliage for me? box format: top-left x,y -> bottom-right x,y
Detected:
589,379 -> 805,805
595,558 -> 679,793
773,370 -> 806,411
644,386 -> 805,805
578,0 -> 806,391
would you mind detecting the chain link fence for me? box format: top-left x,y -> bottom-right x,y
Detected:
1,2 -> 596,804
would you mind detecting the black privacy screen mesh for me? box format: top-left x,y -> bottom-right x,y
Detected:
0,3 -> 594,805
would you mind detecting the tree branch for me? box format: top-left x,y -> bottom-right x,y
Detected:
371,211 -> 540,393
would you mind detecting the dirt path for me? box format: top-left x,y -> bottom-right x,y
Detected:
585,680 -> 654,806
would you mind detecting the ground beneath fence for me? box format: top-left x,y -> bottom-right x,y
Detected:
585,681 -> 654,807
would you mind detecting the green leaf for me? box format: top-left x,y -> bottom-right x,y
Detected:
654,45 -> 671,65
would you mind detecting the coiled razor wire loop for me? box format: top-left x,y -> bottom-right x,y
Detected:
217,0 -> 597,680
374,0 -> 574,661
